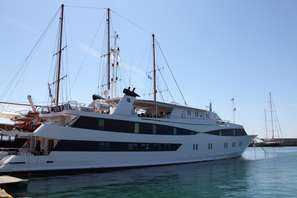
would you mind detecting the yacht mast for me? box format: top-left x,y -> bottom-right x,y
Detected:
106,8 -> 111,94
269,92 -> 275,139
111,32 -> 120,98
152,34 -> 157,116
55,4 -> 64,107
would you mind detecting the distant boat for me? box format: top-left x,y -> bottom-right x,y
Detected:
0,4 -> 255,175
250,92 -> 282,147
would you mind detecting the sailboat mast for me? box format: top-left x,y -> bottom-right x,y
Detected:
264,109 -> 268,139
269,92 -> 275,139
107,8 -> 111,92
55,4 -> 64,107
152,34 -> 157,116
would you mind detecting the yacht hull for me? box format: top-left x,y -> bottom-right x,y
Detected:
0,125 -> 254,175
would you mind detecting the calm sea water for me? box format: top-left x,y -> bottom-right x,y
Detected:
10,147 -> 297,198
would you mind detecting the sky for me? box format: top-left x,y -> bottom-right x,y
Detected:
0,0 -> 297,137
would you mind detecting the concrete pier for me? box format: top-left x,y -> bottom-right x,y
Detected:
250,138 -> 297,147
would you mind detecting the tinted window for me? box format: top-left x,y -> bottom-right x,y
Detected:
156,125 -> 173,135
176,128 -> 195,135
54,140 -> 181,152
139,123 -> 154,134
207,131 -> 221,136
72,116 -> 198,135
206,128 -> 247,136
71,116 -> 98,130
221,129 -> 235,136
104,119 -> 134,133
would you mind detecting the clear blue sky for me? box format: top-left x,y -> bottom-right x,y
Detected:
0,0 -> 297,137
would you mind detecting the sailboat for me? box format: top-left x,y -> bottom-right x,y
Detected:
0,4 -> 255,175
260,92 -> 282,147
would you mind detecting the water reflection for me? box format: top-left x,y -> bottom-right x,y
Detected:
12,147 -> 297,198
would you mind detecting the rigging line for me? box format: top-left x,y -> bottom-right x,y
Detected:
155,39 -> 188,105
65,45 -> 71,101
158,68 -> 175,102
98,16 -> 109,95
48,11 -> 64,104
1,7 -> 60,100
64,5 -> 106,10
156,76 -> 165,102
273,102 -> 283,138
64,14 -> 69,102
4,53 -> 33,100
111,9 -> 151,35
71,13 -> 105,89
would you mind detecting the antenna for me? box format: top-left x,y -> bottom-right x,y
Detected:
152,34 -> 157,117
269,92 -> 275,139
55,4 -> 64,107
231,97 -> 236,123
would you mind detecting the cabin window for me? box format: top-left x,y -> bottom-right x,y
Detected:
139,123 -> 154,134
222,129 -> 235,136
236,129 -> 247,136
195,112 -> 199,117
239,142 -> 243,147
208,143 -> 213,150
193,144 -> 198,150
232,142 -> 236,147
153,125 -> 157,134
72,116 -> 98,130
48,140 -> 55,153
224,142 -> 228,149
207,131 -> 220,136
187,110 -> 191,116
173,128 -> 177,135
104,119 -> 134,133
2,136 -> 9,141
176,128 -> 195,135
134,123 -> 139,133
98,119 -> 104,130
156,125 -> 173,135
181,111 -> 185,118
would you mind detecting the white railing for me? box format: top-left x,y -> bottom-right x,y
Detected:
0,153 -> 13,165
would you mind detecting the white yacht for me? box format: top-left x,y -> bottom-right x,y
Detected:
0,88 -> 254,175
0,4 -> 255,175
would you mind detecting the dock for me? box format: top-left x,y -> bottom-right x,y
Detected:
249,138 -> 297,147
0,176 -> 27,198
0,189 -> 13,198
0,175 -> 27,187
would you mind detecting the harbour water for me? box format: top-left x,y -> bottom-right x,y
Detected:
11,147 -> 297,198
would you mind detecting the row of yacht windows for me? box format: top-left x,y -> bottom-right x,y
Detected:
71,116 -> 197,135
206,128 -> 247,136
54,140 -> 181,152
192,142 -> 243,151
71,116 -> 247,137
181,110 -> 207,119
0,135 -> 15,141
